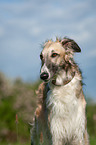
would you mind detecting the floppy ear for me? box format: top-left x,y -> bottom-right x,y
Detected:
61,38 -> 81,53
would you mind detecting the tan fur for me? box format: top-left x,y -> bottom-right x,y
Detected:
31,38 -> 89,145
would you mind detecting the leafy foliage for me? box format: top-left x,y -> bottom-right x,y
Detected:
0,72 -> 96,145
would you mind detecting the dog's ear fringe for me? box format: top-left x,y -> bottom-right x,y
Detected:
61,37 -> 81,53
40,37 -> 81,53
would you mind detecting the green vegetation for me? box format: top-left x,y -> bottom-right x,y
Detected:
0,72 -> 96,145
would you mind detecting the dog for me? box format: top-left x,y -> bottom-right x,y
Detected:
31,37 -> 89,145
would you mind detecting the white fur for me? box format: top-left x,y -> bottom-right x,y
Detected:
46,74 -> 85,144
40,64 -> 51,79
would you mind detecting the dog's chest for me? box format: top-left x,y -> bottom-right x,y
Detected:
46,80 -> 85,140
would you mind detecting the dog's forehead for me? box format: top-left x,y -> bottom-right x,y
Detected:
42,42 -> 65,55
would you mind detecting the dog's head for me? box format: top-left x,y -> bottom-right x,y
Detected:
40,37 -> 81,84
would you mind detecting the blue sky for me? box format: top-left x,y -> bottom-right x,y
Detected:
0,0 -> 96,100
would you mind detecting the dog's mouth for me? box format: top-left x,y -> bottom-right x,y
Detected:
40,72 -> 58,84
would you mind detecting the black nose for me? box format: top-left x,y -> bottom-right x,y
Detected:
40,72 -> 49,80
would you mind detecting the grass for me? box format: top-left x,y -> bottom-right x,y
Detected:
90,136 -> 96,145
0,142 -> 30,145
0,137 -> 96,145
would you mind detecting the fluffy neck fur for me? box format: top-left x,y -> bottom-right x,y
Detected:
47,72 -> 85,144
51,62 -> 82,86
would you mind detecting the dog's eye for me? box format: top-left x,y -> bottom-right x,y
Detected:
40,54 -> 43,60
51,53 -> 59,58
